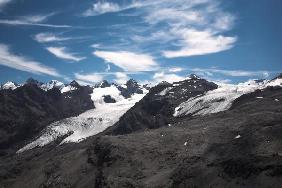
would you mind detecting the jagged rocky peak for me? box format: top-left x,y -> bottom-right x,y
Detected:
126,79 -> 138,86
188,74 -> 201,80
40,80 -> 64,91
69,80 -> 80,88
120,79 -> 144,98
100,80 -> 111,88
49,80 -> 63,85
158,81 -> 172,86
25,77 -> 42,86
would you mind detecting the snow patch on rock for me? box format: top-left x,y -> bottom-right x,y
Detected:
174,78 -> 282,117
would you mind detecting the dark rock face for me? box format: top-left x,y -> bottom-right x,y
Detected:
99,80 -> 111,88
103,95 -> 116,103
69,80 -> 80,88
105,76 -> 218,135
274,73 -> 282,80
0,87 -> 282,188
25,78 -> 43,86
0,82 -> 94,155
118,79 -> 144,98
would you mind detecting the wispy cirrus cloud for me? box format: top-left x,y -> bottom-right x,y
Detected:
191,68 -> 270,78
0,43 -> 60,77
141,0 -> 236,58
83,1 -> 121,16
0,13 -> 71,28
74,72 -> 104,84
82,1 -> 144,16
114,72 -> 129,84
153,72 -> 184,83
93,50 -> 158,71
168,67 -> 183,73
47,47 -> 86,62
34,33 -> 72,43
162,29 -> 236,58
86,0 -> 237,59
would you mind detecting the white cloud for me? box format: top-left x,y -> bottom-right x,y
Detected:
82,1 -> 145,16
0,13 -> 71,28
21,13 -> 55,23
74,73 -> 104,83
168,67 -> 183,73
34,33 -> 71,43
91,43 -> 102,48
76,79 -> 93,86
94,0 -> 236,58
163,29 -> 236,58
114,72 -> 129,84
83,1 -> 121,16
93,50 -> 158,71
47,47 -> 86,62
0,44 -> 60,77
191,68 -> 270,78
153,72 -> 184,83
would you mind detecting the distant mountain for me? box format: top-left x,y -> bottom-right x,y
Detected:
16,79 -> 149,153
105,74 -> 218,135
40,80 -> 64,91
0,78 -> 149,155
105,74 -> 282,136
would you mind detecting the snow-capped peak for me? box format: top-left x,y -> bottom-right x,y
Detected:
2,81 -> 19,90
60,80 -> 80,93
40,80 -> 64,91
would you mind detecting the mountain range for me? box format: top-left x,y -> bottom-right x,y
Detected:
0,74 -> 282,188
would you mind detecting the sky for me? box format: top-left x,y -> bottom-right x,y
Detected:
0,0 -> 281,85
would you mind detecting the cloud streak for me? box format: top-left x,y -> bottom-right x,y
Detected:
34,33 -> 72,43
82,1 -> 144,16
163,29 -> 236,58
0,13 -> 71,28
86,0 -> 237,58
93,50 -> 158,71
83,1 -> 121,16
191,68 -> 270,78
153,72 -> 185,83
74,72 -> 104,84
47,47 -> 86,62
0,44 -> 60,77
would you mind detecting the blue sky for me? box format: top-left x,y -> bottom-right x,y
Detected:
0,0 -> 281,85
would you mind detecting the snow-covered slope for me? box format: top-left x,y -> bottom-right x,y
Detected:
18,84 -> 148,153
2,81 -> 19,90
174,78 -> 282,117
40,80 -> 64,91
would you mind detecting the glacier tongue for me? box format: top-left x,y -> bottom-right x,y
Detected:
174,78 -> 282,117
17,88 -> 147,153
